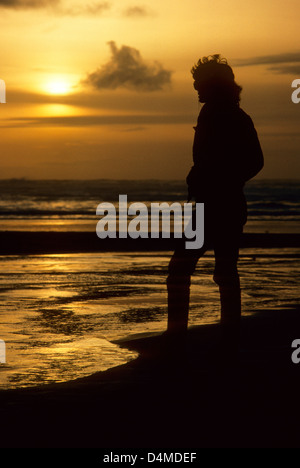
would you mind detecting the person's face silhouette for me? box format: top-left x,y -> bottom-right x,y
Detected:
193,79 -> 208,103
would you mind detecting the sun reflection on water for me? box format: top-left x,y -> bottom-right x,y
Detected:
0,250 -> 299,389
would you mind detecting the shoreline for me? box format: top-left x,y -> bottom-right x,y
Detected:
0,305 -> 299,448
0,231 -> 300,255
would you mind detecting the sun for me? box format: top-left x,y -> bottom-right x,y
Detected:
43,78 -> 73,96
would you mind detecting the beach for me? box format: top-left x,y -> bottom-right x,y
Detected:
0,179 -> 299,448
0,305 -> 300,448
0,235 -> 299,391
0,239 -> 299,448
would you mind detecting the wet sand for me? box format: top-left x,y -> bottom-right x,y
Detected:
0,230 -> 299,447
0,305 -> 299,448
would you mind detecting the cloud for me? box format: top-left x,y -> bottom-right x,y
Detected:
0,0 -> 59,8
233,52 -> 300,75
1,113 -> 191,128
0,0 -> 111,15
267,64 -> 300,75
59,1 -> 111,16
122,5 -> 152,17
83,41 -> 172,92
233,52 -> 300,67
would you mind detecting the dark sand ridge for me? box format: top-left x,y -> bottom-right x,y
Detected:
0,231 -> 300,255
0,305 -> 299,448
0,231 -> 300,254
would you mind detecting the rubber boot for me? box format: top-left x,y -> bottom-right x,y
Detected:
167,274 -> 190,335
218,285 -> 241,366
162,275 -> 190,361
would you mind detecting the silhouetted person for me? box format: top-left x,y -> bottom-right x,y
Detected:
166,54 -> 264,362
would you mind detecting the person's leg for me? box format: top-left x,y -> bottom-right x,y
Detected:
213,223 -> 243,361
166,243 -> 206,335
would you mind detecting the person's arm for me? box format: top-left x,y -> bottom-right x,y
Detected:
241,117 -> 264,182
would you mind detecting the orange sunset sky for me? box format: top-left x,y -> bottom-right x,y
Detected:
0,0 -> 300,179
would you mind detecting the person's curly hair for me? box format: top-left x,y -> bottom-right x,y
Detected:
191,54 -> 242,103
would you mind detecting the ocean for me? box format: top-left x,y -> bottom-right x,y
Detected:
0,179 -> 299,389
0,178 -> 299,233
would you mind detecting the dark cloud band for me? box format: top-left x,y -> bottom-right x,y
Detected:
0,0 -> 59,8
1,113 -> 192,128
233,52 -> 300,75
0,0 -> 110,15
